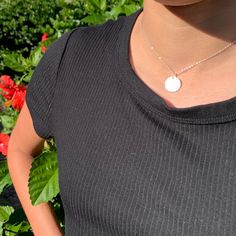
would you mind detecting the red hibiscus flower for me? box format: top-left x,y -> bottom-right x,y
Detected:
41,32 -> 48,53
0,75 -> 27,112
41,33 -> 48,42
0,75 -> 17,100
11,85 -> 26,112
0,133 -> 10,157
41,45 -> 47,53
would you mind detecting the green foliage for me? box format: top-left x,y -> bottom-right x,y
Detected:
1,206 -> 33,235
0,206 -> 14,223
28,151 -> 59,205
2,43 -> 46,83
0,0 -> 143,74
0,0 -> 63,52
0,0 -> 143,234
0,160 -> 12,194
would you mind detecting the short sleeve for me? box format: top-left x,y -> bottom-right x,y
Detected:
25,30 -> 75,139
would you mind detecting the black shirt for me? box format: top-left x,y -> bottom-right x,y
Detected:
26,7 -> 236,236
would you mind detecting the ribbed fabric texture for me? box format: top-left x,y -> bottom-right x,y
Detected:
26,7 -> 236,236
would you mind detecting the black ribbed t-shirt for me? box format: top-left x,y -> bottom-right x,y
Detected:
25,7 -> 236,236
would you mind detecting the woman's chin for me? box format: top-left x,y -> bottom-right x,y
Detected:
154,0 -> 205,6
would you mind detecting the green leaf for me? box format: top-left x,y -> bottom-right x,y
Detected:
20,70 -> 33,83
2,53 -> 26,72
0,222 -> 3,236
109,5 -> 124,18
123,4 -> 140,15
119,0 -> 127,5
7,208 -> 28,226
1,115 -> 15,130
100,0 -> 107,11
0,206 -> 14,223
28,151 -> 59,205
90,0 -> 101,9
3,221 -> 22,236
0,160 -> 12,195
29,46 -> 43,67
80,14 -> 107,25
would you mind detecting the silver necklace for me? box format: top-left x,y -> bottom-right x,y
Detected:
139,20 -> 236,93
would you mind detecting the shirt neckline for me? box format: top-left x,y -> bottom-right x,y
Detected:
117,7 -> 236,124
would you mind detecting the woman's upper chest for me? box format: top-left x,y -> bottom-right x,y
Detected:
129,20 -> 236,109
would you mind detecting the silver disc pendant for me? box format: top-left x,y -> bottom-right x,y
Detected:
164,75 -> 182,92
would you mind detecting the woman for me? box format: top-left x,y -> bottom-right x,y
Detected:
7,0 -> 236,235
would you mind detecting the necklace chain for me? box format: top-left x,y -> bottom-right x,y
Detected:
139,20 -> 236,77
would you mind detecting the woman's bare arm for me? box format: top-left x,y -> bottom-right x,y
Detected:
7,101 -> 63,236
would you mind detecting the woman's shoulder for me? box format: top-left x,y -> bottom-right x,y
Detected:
66,15 -> 126,50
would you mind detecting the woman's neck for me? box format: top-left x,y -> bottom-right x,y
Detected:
141,0 -> 236,71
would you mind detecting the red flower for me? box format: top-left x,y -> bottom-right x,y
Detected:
0,133 -> 10,157
41,45 -> 47,53
11,85 -> 26,112
0,75 -> 17,100
41,33 -> 48,42
41,32 -> 48,53
0,75 -> 27,112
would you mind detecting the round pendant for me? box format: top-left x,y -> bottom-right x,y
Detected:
164,75 -> 182,92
